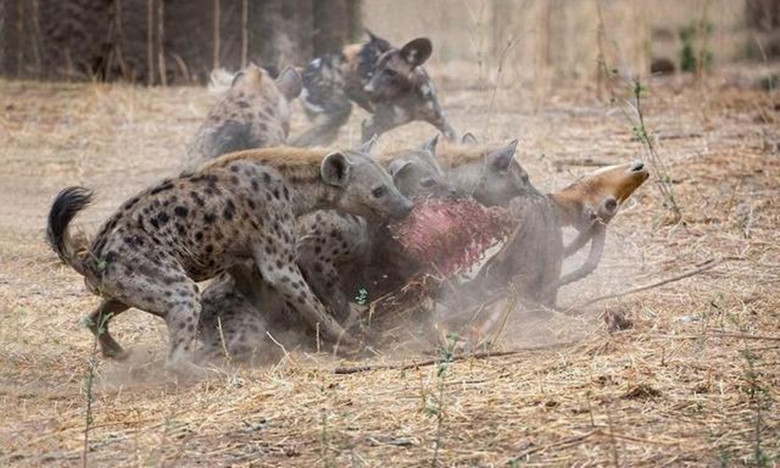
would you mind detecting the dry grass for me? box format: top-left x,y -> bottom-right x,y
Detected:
0,64 -> 778,466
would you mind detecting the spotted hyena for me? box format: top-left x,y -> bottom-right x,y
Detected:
187,64 -> 302,166
197,137 -> 454,361
46,147 -> 412,368
292,31 -> 456,147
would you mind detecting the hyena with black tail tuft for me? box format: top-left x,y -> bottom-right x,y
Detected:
292,31 -> 456,147
187,64 -> 302,166
46,147 -> 412,369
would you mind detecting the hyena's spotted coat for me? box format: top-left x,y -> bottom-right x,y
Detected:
47,147 -> 412,368
197,137 -> 453,361
197,137 -> 536,362
292,31 -> 456,146
187,64 -> 302,166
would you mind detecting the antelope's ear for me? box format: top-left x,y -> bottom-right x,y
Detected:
276,66 -> 303,100
400,38 -> 433,67
321,152 -> 352,187
489,139 -> 519,172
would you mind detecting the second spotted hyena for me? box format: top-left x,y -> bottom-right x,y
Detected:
292,31 -> 456,147
187,64 -> 303,166
46,147 -> 411,368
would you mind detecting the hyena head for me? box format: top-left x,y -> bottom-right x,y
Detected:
450,140 -> 540,207
320,150 -> 413,221
364,37 -> 433,102
387,135 -> 459,199
191,64 -> 303,163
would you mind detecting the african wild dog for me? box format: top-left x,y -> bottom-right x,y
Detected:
46,147 -> 412,368
187,64 -> 302,166
197,136 -> 455,361
292,31 -> 456,147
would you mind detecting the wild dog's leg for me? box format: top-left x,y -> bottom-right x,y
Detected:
361,104 -> 410,142
86,298 -> 129,358
252,242 -> 355,346
426,112 -> 457,142
291,95 -> 352,147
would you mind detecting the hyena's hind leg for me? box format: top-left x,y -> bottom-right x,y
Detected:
198,272 -> 282,365
100,255 -> 203,368
86,298 -> 129,358
291,95 -> 352,147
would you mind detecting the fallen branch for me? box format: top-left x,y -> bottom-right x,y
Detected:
333,341 -> 576,375
563,257 -> 738,313
654,332 -> 780,342
505,429 -> 602,462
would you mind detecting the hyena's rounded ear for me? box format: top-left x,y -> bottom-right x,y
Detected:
366,29 -> 392,52
489,139 -> 519,172
461,132 -> 478,145
400,38 -> 433,67
321,151 -> 352,187
230,71 -> 246,88
388,159 -> 413,178
420,134 -> 439,155
355,134 -> 378,155
276,66 -> 303,100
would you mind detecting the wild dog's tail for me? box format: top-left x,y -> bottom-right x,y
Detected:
47,186 -> 94,278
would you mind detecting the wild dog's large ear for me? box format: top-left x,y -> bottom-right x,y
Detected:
420,134 -> 439,156
276,66 -> 303,100
400,38 -> 433,67
388,159 -> 413,178
366,29 -> 392,52
489,139 -> 519,172
355,134 -> 378,155
321,152 -> 352,187
461,132 -> 478,145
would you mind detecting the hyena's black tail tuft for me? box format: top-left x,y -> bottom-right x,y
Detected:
47,186 -> 94,276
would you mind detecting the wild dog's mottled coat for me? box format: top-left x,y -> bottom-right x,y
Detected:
293,32 -> 455,146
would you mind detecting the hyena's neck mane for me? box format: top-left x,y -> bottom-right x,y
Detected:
204,147 -> 341,215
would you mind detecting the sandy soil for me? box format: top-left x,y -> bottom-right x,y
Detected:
0,67 -> 778,466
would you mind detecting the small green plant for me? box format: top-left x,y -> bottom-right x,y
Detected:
620,77 -> 682,222
678,22 -> 714,73
741,347 -> 772,467
431,332 -> 458,467
354,287 -> 369,306
82,310 -> 112,468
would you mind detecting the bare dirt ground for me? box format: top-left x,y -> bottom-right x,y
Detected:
0,67 -> 778,466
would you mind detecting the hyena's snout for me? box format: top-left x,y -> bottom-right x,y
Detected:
387,192 -> 414,220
